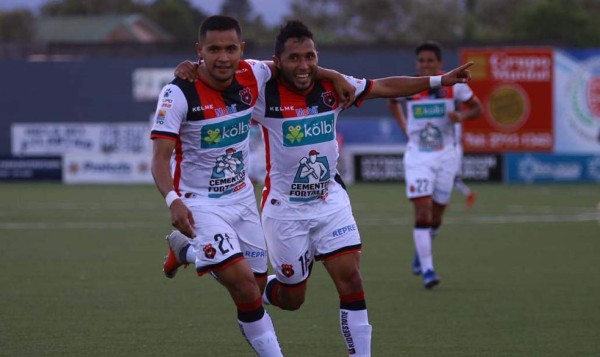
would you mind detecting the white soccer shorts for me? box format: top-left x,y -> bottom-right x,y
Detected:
186,199 -> 267,276
403,148 -> 460,205
262,204 -> 361,285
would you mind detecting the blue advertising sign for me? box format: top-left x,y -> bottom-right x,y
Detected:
504,153 -> 600,183
0,156 -> 62,181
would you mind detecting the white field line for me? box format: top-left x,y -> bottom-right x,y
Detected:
0,221 -> 165,230
0,212 -> 598,230
358,212 -> 600,226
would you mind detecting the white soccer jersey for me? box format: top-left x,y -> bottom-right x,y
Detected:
404,83 -> 473,153
253,75 -> 372,220
150,60 -> 271,204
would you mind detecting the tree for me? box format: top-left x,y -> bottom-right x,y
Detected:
41,0 -> 143,15
0,9 -> 34,42
509,0 -> 600,46
143,0 -> 206,42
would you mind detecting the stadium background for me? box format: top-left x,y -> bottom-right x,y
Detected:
1,1 -> 599,356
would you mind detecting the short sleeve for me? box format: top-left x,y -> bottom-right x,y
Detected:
246,59 -> 272,89
342,75 -> 373,107
150,83 -> 188,141
453,83 -> 475,103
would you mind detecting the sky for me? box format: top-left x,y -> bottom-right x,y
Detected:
0,0 -> 292,26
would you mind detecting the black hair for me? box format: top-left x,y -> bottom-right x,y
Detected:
415,40 -> 442,61
198,15 -> 242,42
274,20 -> 314,57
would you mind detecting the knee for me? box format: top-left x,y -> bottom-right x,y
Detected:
279,290 -> 305,311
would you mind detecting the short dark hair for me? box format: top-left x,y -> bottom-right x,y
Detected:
198,15 -> 242,42
274,20 -> 314,57
415,40 -> 442,61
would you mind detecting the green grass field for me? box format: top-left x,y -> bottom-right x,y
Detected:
1,183 -> 599,357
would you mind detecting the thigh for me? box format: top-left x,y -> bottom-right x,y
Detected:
236,202 -> 268,275
262,216 -> 312,285
313,205 -> 361,261
432,153 -> 460,205
404,153 -> 436,199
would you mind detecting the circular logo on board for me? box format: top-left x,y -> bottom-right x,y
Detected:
486,84 -> 530,132
566,58 -> 600,144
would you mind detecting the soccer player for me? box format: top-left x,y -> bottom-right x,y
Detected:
256,23 -> 473,356
173,21 -> 473,356
387,40 -> 483,289
152,15 -> 355,357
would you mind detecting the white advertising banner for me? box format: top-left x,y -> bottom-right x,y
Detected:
554,50 -> 600,153
11,122 -> 152,156
132,67 -> 174,101
63,152 -> 153,184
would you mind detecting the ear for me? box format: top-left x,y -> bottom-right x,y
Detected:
195,43 -> 202,59
240,41 -> 245,56
272,55 -> 281,68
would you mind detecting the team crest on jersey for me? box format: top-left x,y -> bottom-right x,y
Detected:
321,91 -> 336,108
281,264 -> 295,278
239,87 -> 252,105
203,244 -> 216,259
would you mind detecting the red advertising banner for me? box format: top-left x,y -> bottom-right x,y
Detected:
460,48 -> 554,152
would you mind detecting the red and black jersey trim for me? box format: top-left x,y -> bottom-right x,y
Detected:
315,244 -> 362,261
150,130 -> 178,140
171,61 -> 259,121
195,252 -> 244,276
307,80 -> 339,112
264,79 -> 284,118
354,79 -> 374,107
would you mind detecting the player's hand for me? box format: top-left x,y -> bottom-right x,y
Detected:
331,76 -> 355,109
174,60 -> 199,82
448,111 -> 464,123
441,62 -> 473,86
170,200 -> 196,238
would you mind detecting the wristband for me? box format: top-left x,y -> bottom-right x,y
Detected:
165,190 -> 180,207
429,75 -> 442,89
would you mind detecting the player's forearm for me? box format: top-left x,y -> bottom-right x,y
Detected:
151,155 -> 175,198
461,99 -> 483,121
369,76 -> 430,99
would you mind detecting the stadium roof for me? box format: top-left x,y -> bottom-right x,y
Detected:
36,14 -> 173,44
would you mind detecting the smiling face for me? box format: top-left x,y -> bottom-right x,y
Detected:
196,28 -> 244,89
416,49 -> 442,76
274,37 -> 318,92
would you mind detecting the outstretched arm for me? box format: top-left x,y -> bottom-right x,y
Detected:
365,62 -> 474,100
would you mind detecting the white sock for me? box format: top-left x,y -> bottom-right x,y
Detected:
238,311 -> 283,357
414,228 -> 434,272
340,309 -> 372,357
454,177 -> 471,196
185,246 -> 197,264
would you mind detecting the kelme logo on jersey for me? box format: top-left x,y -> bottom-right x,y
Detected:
412,103 -> 446,119
201,114 -> 251,148
282,114 -> 334,147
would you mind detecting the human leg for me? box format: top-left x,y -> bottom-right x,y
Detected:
214,260 -> 283,357
323,252 -> 371,357
261,217 -> 312,311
